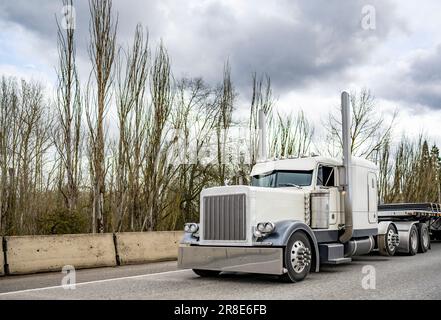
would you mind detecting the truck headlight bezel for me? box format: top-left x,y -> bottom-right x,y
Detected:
184,223 -> 199,234
256,222 -> 275,235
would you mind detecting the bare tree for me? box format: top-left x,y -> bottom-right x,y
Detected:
86,0 -> 117,233
249,74 -> 273,165
270,111 -> 314,158
0,77 -> 19,234
325,89 -> 397,161
16,81 -> 53,233
168,78 -> 218,228
378,140 -> 393,203
0,78 -> 52,235
142,43 -> 173,231
115,24 -> 149,231
53,0 -> 82,214
215,63 -> 235,186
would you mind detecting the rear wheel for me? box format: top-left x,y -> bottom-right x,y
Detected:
417,223 -> 430,253
192,269 -> 221,277
279,231 -> 312,283
408,224 -> 419,256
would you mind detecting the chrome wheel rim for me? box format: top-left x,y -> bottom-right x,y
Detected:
387,229 -> 395,252
411,229 -> 418,251
422,227 -> 429,248
290,240 -> 311,273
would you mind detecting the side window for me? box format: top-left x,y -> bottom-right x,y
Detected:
317,166 -> 324,186
317,165 -> 335,187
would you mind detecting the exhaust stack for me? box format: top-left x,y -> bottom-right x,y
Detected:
257,109 -> 267,162
339,91 -> 353,243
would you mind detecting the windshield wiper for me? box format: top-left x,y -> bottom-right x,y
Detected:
278,183 -> 302,189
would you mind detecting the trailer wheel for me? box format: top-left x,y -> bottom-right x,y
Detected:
379,224 -> 398,256
408,225 -> 419,256
280,231 -> 312,283
192,269 -> 221,277
417,223 -> 430,253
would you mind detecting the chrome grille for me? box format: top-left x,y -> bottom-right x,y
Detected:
203,194 -> 246,241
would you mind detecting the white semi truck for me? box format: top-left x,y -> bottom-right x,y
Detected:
178,91 -> 441,282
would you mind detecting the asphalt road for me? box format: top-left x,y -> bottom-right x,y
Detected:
1,242 -> 441,300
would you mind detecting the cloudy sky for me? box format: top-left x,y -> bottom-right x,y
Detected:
1,0 -> 441,147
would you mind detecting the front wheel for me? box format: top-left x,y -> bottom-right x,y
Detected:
192,269 -> 221,277
378,223 -> 399,256
279,231 -> 312,283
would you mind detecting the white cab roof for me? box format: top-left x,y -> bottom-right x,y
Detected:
250,155 -> 377,176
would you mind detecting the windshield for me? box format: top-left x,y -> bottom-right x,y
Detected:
251,170 -> 313,188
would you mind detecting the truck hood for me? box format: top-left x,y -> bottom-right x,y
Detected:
200,185 -> 309,245
201,185 -> 309,197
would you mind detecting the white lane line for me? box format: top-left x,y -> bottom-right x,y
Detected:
0,269 -> 191,296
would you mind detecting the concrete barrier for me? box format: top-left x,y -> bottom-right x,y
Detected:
0,237 -> 4,276
115,231 -> 183,265
5,233 -> 117,275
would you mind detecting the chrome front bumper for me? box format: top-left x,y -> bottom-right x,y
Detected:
178,245 -> 284,275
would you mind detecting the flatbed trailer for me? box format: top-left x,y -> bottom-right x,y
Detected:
376,203 -> 441,255
378,202 -> 441,219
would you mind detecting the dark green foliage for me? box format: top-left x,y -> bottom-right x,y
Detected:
38,209 -> 89,235
379,137 -> 441,204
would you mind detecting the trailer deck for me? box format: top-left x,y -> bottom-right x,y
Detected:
378,203 -> 441,219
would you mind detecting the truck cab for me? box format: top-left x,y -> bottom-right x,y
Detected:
178,154 -> 382,282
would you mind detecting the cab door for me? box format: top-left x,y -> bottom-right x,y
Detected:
367,172 -> 377,223
316,165 -> 338,225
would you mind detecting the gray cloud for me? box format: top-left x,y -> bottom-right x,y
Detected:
407,45 -> 441,109
135,0 -> 405,93
3,0 -> 441,146
379,44 -> 441,111
411,46 -> 441,83
0,0 -> 405,94
226,0 -> 395,91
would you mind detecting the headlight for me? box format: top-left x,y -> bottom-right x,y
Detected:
253,229 -> 262,238
190,223 -> 199,233
257,223 -> 265,232
256,222 -> 275,234
184,223 -> 199,234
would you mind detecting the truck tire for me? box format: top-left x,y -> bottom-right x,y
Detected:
192,269 -> 221,277
378,223 -> 398,256
417,223 -> 430,253
280,231 -> 312,283
408,224 -> 419,256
